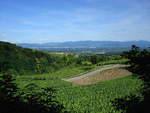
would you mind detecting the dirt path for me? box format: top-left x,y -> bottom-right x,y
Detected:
64,64 -> 131,85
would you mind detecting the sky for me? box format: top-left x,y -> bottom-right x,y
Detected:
0,0 -> 150,43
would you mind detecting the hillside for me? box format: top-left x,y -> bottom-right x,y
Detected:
0,41 -> 68,74
0,41 -> 128,74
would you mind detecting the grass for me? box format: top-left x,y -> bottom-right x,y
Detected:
97,59 -> 129,66
15,64 -> 143,113
15,65 -> 95,88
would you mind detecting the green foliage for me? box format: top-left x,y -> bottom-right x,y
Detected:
15,65 -> 143,113
0,73 -> 68,113
124,45 -> 150,81
24,83 -> 39,91
77,54 -> 125,65
0,73 -> 18,100
1,41 -> 144,113
77,54 -> 108,64
0,41 -> 77,75
81,61 -> 92,66
15,65 -> 95,88
57,77 -> 142,113
97,59 -> 128,66
0,41 -> 127,75
112,45 -> 150,113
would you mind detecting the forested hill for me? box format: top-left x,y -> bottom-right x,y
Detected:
0,41 -> 73,75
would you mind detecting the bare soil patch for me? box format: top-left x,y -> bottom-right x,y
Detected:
64,65 -> 131,85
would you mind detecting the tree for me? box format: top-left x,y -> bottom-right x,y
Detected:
0,73 -> 69,113
112,45 -> 150,113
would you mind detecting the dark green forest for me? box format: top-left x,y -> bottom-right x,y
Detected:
0,41 -> 77,74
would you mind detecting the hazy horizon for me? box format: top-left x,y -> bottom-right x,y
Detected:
0,0 -> 150,43
16,40 -> 150,44
2,39 -> 150,44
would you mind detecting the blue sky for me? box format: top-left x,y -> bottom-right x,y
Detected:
0,0 -> 150,43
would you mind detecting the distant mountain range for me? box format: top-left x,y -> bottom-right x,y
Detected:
17,40 -> 150,48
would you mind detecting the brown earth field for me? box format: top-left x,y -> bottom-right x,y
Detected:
64,65 -> 132,85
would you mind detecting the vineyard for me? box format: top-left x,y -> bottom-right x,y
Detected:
15,65 -> 143,113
